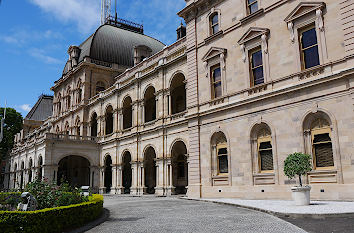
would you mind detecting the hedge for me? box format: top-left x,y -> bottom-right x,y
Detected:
0,194 -> 104,233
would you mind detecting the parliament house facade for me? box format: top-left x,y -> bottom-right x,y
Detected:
4,0 -> 354,200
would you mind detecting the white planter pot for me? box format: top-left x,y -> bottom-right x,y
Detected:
291,186 -> 311,206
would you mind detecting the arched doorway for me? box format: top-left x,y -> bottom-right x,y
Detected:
171,141 -> 188,194
104,155 -> 112,193
28,159 -> 33,183
38,156 -> 43,180
20,162 -> 24,189
122,151 -> 132,194
144,147 -> 156,194
57,156 -> 90,187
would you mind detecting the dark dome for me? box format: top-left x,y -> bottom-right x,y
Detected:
63,24 -> 165,75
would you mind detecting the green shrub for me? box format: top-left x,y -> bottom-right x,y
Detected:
284,152 -> 312,186
24,179 -> 88,209
0,194 -> 103,233
0,193 -> 21,211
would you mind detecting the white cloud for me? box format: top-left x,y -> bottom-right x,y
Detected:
29,0 -> 100,33
19,104 -> 32,112
0,28 -> 62,46
28,48 -> 61,64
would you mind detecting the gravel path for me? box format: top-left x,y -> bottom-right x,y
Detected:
86,195 -> 307,233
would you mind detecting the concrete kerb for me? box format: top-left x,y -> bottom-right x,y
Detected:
180,197 -> 354,219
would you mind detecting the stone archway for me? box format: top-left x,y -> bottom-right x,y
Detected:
104,155 -> 113,193
57,155 -> 90,187
122,151 -> 132,194
171,141 -> 188,194
144,147 -> 156,194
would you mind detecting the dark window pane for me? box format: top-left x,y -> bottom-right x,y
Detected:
302,28 -> 317,48
252,50 -> 263,68
259,141 -> 272,150
212,14 -> 218,25
249,2 -> 258,14
304,46 -> 320,69
213,67 -> 221,81
313,133 -> 331,143
218,148 -> 227,155
218,155 -> 228,173
214,83 -> 222,98
315,142 -> 334,167
253,67 -> 264,85
260,150 -> 274,171
212,25 -> 219,34
248,0 -> 257,4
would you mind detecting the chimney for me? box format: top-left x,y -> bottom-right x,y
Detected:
177,22 -> 186,40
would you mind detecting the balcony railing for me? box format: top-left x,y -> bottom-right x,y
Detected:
45,133 -> 98,142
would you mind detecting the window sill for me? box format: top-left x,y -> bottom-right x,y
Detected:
240,9 -> 264,25
247,83 -> 267,95
298,65 -> 325,80
204,30 -> 224,45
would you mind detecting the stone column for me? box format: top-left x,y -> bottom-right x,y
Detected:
99,167 -> 106,194
166,90 -> 171,116
116,165 -> 123,194
166,158 -> 173,196
118,108 -> 123,132
137,162 -> 144,195
111,165 -> 118,194
130,162 -> 138,195
141,101 -> 145,125
113,110 -> 118,134
155,158 -> 164,196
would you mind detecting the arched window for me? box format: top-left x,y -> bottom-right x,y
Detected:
96,81 -> 106,95
170,73 -> 186,115
14,163 -> 17,188
77,80 -> 82,104
211,132 -> 228,175
144,86 -> 156,123
55,126 -> 60,134
105,105 -> 114,135
28,159 -> 33,183
304,113 -> 334,169
123,96 -> 132,129
66,87 -> 71,110
57,93 -> 62,114
20,162 -> 24,189
210,13 -> 219,35
75,118 -> 81,136
38,156 -> 43,180
64,122 -> 70,135
251,124 -> 274,173
91,113 -> 98,137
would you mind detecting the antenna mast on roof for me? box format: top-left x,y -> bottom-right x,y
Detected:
101,0 -> 112,25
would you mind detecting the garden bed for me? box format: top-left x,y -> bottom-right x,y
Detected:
0,194 -> 104,233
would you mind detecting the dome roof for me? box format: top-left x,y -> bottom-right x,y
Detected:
63,24 -> 165,75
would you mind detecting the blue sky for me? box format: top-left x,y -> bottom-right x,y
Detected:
0,0 -> 185,117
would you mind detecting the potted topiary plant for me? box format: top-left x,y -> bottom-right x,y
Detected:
284,152 -> 312,206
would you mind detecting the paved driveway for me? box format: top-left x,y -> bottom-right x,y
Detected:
86,195 -> 306,233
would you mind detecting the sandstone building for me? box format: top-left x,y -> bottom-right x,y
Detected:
4,0 -> 354,200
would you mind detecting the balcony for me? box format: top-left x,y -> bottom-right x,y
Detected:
45,133 -> 98,143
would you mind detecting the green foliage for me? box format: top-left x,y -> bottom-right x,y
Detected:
0,107 -> 23,159
284,152 -> 312,186
0,194 -> 103,233
24,178 -> 88,209
0,192 -> 21,211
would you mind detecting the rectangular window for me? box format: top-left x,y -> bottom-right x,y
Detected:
249,47 -> 264,86
247,0 -> 258,15
217,144 -> 228,174
210,14 -> 219,35
299,24 -> 320,70
258,138 -> 274,172
312,131 -> 334,168
211,65 -> 222,99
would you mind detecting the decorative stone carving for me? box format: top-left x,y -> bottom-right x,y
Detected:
17,192 -> 37,211
287,22 -> 295,43
316,9 -> 324,31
